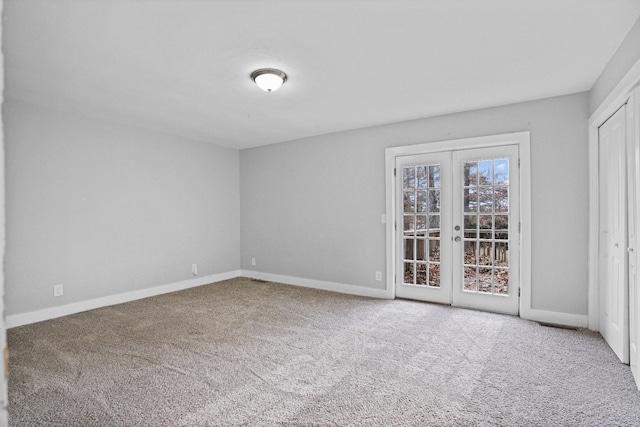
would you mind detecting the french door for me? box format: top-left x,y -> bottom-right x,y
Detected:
395,151 -> 452,304
395,145 -> 520,315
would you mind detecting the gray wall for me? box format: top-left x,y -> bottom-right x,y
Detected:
590,15 -> 640,115
241,92 -> 589,316
5,99 -> 240,316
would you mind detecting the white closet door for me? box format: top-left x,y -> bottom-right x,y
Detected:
599,104 -> 629,364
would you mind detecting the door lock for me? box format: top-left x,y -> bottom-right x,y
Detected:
454,225 -> 460,231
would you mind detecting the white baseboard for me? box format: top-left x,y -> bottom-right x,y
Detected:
6,270 -> 241,328
7,269 -> 586,330
520,307 -> 589,328
241,270 -> 394,300
243,271 -> 589,328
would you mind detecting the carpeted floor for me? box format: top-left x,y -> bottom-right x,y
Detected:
7,277 -> 640,426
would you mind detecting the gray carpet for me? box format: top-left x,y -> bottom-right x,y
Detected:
7,277 -> 640,426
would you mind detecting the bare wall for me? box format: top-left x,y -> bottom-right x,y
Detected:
241,92 -> 589,316
590,15 -> 640,115
5,99 -> 240,316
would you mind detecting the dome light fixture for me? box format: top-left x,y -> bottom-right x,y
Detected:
251,68 -> 287,92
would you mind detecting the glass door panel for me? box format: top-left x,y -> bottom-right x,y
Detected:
396,152 -> 451,304
452,145 -> 520,315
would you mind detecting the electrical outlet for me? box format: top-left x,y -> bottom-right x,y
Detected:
53,284 -> 64,297
375,271 -> 382,281
251,258 -> 256,266
192,264 -> 198,276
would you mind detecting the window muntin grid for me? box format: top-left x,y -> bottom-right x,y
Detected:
461,158 -> 510,295
402,164 -> 441,287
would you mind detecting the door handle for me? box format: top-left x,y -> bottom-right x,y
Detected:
629,248 -> 635,253
454,236 -> 461,242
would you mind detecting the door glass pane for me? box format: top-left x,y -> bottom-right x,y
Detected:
416,191 -> 428,213
416,263 -> 427,285
464,189 -> 477,212
479,231 -> 492,240
495,231 -> 508,241
479,160 -> 492,185
416,215 -> 427,235
494,242 -> 509,267
464,266 -> 477,291
495,215 -> 508,230
404,215 -> 414,235
464,215 -> 477,239
416,166 -> 427,189
460,158 -> 511,296
429,189 -> 440,213
494,187 -> 508,212
404,192 -> 415,213
464,241 -> 477,265
416,239 -> 427,261
479,214 -> 492,230
404,262 -> 415,284
479,241 -> 492,266
429,263 -> 440,287
429,239 -> 440,263
478,268 -> 493,293
494,159 -> 508,185
429,215 -> 440,237
403,167 -> 415,189
495,268 -> 509,294
429,165 -> 441,188
463,162 -> 477,186
479,187 -> 493,212
404,239 -> 414,260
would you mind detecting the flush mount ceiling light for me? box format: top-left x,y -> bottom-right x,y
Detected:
251,68 -> 287,92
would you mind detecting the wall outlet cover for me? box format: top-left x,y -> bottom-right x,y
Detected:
53,284 -> 64,297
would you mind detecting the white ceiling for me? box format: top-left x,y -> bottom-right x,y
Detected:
4,0 -> 640,149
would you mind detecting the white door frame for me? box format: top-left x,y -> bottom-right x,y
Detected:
385,131 -> 531,315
